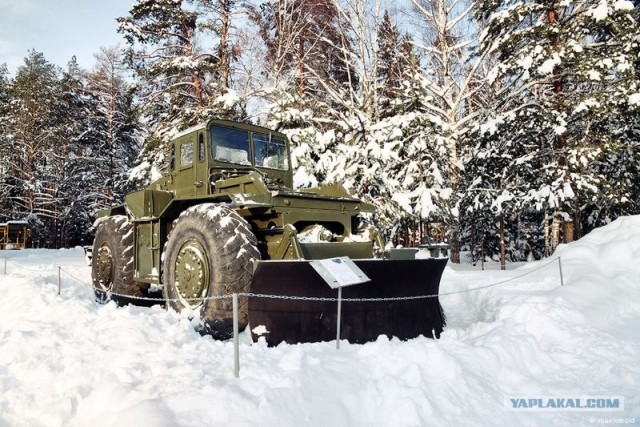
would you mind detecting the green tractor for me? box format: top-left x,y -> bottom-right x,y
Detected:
91,119 -> 447,345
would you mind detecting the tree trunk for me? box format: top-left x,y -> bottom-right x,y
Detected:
499,214 -> 506,270
449,223 -> 460,264
544,213 -> 551,257
299,39 -> 305,94
480,234 -> 485,270
574,204 -> 582,240
563,221 -> 574,243
552,215 -> 561,252
183,20 -> 204,107
219,0 -> 231,89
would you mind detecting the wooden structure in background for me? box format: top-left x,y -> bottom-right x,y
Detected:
0,221 -> 30,250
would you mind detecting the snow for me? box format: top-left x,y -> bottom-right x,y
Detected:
292,166 -> 318,189
587,69 -> 602,81
480,117 -> 503,135
590,1 -> 609,22
574,98 -> 601,114
1,216 -> 640,425
538,54 -> 561,75
170,122 -> 208,140
391,192 -> 413,214
215,90 -> 240,110
613,0 -> 634,11
297,225 -> 333,243
517,55 -> 533,71
553,125 -> 567,135
252,325 -> 270,336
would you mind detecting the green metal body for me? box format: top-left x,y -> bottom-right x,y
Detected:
99,119 -> 383,284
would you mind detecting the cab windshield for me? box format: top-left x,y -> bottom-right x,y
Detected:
210,124 -> 289,170
253,134 -> 288,170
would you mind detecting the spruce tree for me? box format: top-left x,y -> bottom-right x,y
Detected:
474,0 -> 640,253
377,11 -> 412,119
57,57 -> 98,246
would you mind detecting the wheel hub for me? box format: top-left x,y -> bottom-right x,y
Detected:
94,244 -> 114,291
174,239 -> 208,307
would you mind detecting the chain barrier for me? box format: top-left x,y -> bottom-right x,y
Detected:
59,268 -> 91,287
59,267 -> 233,303
240,292 -> 340,302
1,258 -> 62,274
439,257 -> 562,296
45,257 -> 563,304
242,258 -> 560,302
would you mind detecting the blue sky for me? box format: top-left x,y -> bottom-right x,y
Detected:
0,0 -> 134,74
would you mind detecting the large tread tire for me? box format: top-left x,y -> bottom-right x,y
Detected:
91,215 -> 149,305
163,204 -> 260,339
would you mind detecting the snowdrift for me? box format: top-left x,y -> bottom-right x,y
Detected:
0,216 -> 638,426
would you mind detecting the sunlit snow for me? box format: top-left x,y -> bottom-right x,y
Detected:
0,217 -> 639,425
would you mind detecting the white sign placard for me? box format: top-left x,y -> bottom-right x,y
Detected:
309,256 -> 370,289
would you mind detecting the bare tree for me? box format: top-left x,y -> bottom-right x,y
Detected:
411,0 -> 484,182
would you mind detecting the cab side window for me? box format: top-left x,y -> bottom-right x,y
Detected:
180,141 -> 193,166
198,134 -> 205,162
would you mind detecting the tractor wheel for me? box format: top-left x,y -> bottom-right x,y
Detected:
91,215 -> 148,305
163,204 -> 260,339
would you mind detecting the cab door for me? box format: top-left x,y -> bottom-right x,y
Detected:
174,138 -> 195,197
194,132 -> 208,196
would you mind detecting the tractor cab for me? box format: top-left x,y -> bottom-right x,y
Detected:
167,120 -> 293,197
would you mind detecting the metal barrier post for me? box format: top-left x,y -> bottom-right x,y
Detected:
58,266 -> 62,295
233,293 -> 240,378
558,257 -> 564,286
336,287 -> 343,350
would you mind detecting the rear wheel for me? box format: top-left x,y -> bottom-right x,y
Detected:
163,204 -> 260,338
91,215 -> 148,304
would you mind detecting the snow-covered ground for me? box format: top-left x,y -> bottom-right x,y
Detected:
0,217 -> 639,426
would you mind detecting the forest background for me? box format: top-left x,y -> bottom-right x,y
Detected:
0,0 -> 638,263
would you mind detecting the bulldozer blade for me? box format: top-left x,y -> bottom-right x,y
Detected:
248,258 -> 448,346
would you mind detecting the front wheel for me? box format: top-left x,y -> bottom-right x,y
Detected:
162,204 -> 260,338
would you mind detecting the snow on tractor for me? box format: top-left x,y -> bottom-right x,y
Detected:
91,119 -> 447,345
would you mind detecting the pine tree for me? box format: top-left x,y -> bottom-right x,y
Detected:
285,0 -> 389,228
0,64 -> 11,219
194,0 -> 238,90
376,67 -> 453,245
4,51 -> 64,247
251,0 -> 353,103
118,0 -> 206,128
119,0 -> 245,185
253,0 -> 362,199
